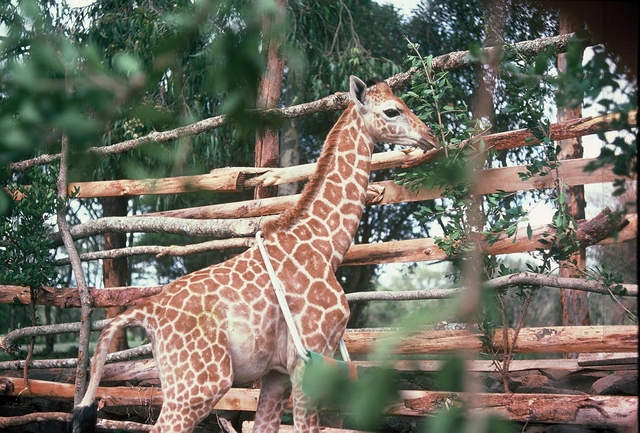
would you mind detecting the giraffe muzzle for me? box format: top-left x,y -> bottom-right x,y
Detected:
417,130 -> 440,151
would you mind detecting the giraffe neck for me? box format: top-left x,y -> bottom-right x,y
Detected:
264,102 -> 374,269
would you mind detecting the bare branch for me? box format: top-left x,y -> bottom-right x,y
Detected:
2,273 -> 635,360
2,376 -> 636,427
1,271 -> 636,312
0,411 -> 152,431
7,33 -> 582,174
55,136 -> 93,406
0,412 -> 73,428
0,345 -> 153,373
53,238 -> 255,266
8,109 -> 632,204
47,215 -> 275,247
482,272 -> 638,297
1,320 -> 111,355
387,32 -> 581,89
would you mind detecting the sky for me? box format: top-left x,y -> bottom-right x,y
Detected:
374,0 -> 421,18
64,0 -> 423,18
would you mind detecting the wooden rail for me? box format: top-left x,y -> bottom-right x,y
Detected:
1,379 -> 636,428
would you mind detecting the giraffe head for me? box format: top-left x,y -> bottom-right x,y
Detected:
349,75 -> 439,150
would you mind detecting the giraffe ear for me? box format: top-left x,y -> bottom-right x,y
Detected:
349,75 -> 367,108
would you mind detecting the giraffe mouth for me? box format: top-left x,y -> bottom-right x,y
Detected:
417,131 -> 440,151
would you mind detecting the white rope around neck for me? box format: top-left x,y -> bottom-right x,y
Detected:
255,231 -> 352,364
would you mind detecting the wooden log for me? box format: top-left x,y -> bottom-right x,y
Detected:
0,358 -> 159,385
0,377 -> 257,410
61,209 -> 637,268
242,422 -> 371,433
3,356 -> 635,390
139,156 -> 629,220
3,268 -> 637,313
9,110 -> 635,201
0,412 -> 150,431
578,352 -> 639,368
51,237 -> 255,267
342,213 -> 636,266
47,210 -> 632,266
2,377 -> 636,427
3,326 -> 633,371
3,246 -> 637,315
0,412 -> 73,428
341,326 -> 638,356
359,358 -> 638,373
488,109 -> 637,152
45,214 -> 277,247
394,391 -> 638,427
0,284 -> 163,309
26,160 -> 633,253
66,167 -> 262,198
378,156 -> 634,206
2,325 -> 636,379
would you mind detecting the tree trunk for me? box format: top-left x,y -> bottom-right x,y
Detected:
254,0 -> 286,200
557,9 -> 590,342
278,65 -> 302,197
102,196 -> 129,353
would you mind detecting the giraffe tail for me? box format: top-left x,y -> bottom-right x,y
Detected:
71,307 -> 145,433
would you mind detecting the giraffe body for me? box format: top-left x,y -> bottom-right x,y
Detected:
72,76 -> 438,433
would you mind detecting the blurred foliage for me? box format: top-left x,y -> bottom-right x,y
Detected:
576,44 -> 638,197
0,0 -> 637,429
361,263 -> 458,328
304,354 -> 400,431
391,1 -> 636,408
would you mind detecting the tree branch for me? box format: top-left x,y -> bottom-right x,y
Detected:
482,272 -> 637,296
0,319 -> 149,357
387,32 -> 581,89
55,136 -> 93,406
2,273 -> 635,358
2,377 -> 636,427
7,33 -> 582,174
1,273 -> 636,312
53,237 -> 254,266
0,411 -> 152,431
8,110 -> 632,204
46,215 -> 275,247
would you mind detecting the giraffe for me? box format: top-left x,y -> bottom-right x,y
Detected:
72,75 -> 438,433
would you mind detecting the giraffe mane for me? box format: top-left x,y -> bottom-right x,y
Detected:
263,102 -> 357,234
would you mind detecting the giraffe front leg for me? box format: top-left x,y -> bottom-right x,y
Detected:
290,361 -> 321,433
252,370 -> 292,432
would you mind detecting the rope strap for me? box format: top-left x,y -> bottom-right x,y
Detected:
339,338 -> 351,362
255,231 -> 352,364
256,231 -> 310,362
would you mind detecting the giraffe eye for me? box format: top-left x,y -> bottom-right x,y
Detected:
383,108 -> 401,118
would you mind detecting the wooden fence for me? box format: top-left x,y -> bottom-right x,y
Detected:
1,82 -> 638,430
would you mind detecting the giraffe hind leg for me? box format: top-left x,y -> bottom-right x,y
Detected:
151,359 -> 234,433
152,385 -> 231,433
151,327 -> 234,432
